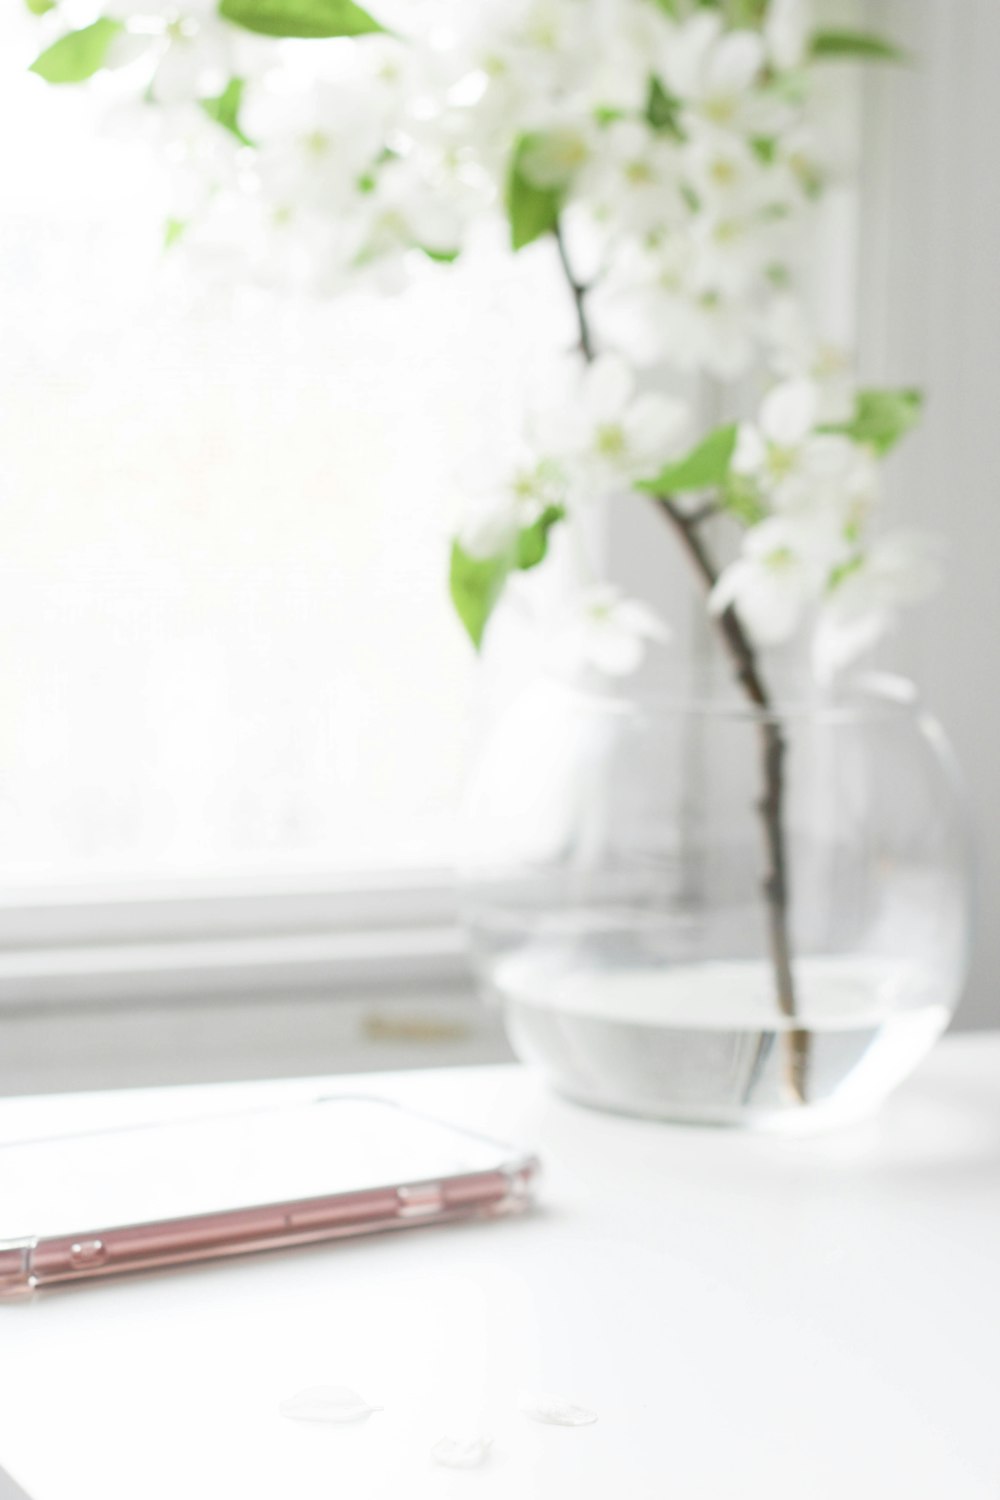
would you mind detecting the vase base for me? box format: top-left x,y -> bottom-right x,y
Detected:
496,954 -> 950,1131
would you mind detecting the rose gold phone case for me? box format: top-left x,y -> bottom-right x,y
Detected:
0,1098 -> 539,1298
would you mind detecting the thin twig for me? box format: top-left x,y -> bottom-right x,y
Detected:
553,221 -> 595,363
684,499 -> 722,527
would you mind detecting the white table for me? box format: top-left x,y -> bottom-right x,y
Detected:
1,1036 -> 999,1500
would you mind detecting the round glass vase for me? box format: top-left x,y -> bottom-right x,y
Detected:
460,672 -> 972,1130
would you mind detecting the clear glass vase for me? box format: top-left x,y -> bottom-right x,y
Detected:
460,671 -> 972,1130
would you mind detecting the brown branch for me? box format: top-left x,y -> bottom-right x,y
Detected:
685,499 -> 722,527
552,222 -> 808,1105
654,497 -> 807,1102
553,221 -> 595,363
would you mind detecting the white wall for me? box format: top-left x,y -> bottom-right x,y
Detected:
860,0 -> 1000,1029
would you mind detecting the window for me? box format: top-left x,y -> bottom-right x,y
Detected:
0,10 -> 558,1080
1,8 -> 566,896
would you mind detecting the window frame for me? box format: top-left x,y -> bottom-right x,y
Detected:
0,871 -> 469,1010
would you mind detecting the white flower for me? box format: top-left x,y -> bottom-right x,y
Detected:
535,353 -> 690,493
689,204 -> 793,300
343,157 -> 464,287
589,240 -> 760,377
681,124 -> 785,217
576,119 -> 686,237
656,12 -> 765,132
813,532 -> 943,680
242,81 -> 387,213
178,192 -> 348,298
549,584 -> 671,677
733,379 -> 878,515
457,454 -> 566,558
447,0 -> 592,143
579,3 -> 660,116
711,511 -> 848,647
765,0 -> 813,73
105,0 -> 235,105
765,299 -> 856,424
517,120 -> 596,189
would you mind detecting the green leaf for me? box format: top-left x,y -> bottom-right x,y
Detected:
811,30 -> 905,62
164,217 -> 187,250
645,76 -> 684,138
25,0 -> 57,16
218,0 -> 384,38
29,17 -> 122,83
636,424 -> 739,494
516,504 -> 564,570
449,546 -> 513,650
824,389 -> 923,455
507,135 -> 563,252
419,245 -> 460,264
200,76 -> 253,146
450,507 -> 564,649
726,0 -> 768,23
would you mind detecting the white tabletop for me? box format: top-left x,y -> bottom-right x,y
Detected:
1,1036 -> 999,1500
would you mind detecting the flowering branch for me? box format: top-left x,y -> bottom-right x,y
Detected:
652,492 -> 807,1100
553,223 -> 807,1100
25,0 -> 929,1108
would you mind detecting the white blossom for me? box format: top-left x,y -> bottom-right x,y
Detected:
548,584 -> 671,676
517,120 -> 597,190
733,378 -> 878,516
457,453 -> 566,558
710,510 -> 848,647
765,0 -> 813,73
242,81 -> 388,214
31,0 -> 933,671
655,12 -> 766,133
765,299 -> 856,424
104,0 -> 235,105
590,238 -> 761,377
576,119 -> 686,237
534,353 -> 690,493
682,124 -> 787,218
813,532 -> 943,680
342,157 -> 465,287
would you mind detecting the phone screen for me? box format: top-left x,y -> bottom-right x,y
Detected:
0,1097 -> 520,1240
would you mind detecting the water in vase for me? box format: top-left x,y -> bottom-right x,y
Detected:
494,947 -> 950,1130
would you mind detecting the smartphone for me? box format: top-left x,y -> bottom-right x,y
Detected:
0,1096 -> 538,1297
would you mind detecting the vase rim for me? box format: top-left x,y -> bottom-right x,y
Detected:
541,668 -> 924,725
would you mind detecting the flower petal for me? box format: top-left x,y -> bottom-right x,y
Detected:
732,421 -> 766,475
709,560 -> 749,617
813,603 -> 891,683
760,379 -> 818,447
706,30 -> 765,97
661,11 -> 722,97
278,1386 -> 381,1424
519,1391 -> 599,1427
583,353 -> 635,424
430,1436 -> 492,1469
765,0 -> 810,72
613,598 -> 672,643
